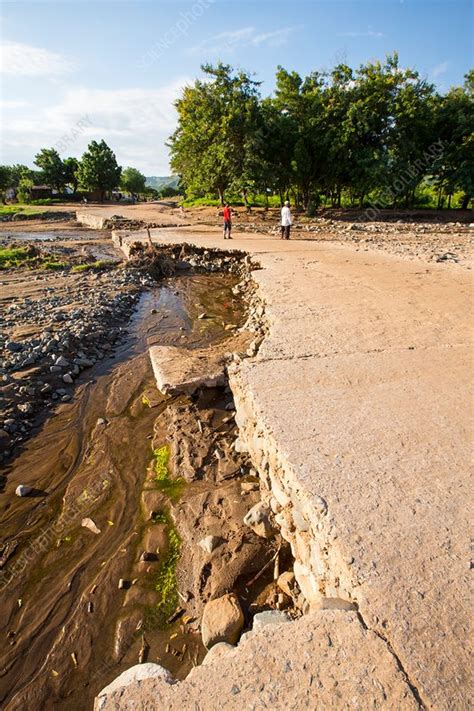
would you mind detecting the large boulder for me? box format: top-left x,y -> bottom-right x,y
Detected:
201,593 -> 244,649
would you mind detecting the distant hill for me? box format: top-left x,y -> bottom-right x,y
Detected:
145,176 -> 180,191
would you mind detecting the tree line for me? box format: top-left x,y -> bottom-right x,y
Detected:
0,141 -> 149,203
169,55 -> 474,210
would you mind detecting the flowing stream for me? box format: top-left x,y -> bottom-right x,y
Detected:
0,273 -> 246,710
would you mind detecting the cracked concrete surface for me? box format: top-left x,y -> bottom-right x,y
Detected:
105,227 -> 472,709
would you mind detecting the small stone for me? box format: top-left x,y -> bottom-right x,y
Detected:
62,374 -> 73,384
81,517 -> 101,534
55,356 -> 69,367
15,485 -> 33,497
198,535 -> 221,554
243,502 -> 274,539
241,481 -> 259,493
202,641 -> 234,666
277,571 -> 296,598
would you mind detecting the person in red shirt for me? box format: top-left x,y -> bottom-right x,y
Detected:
223,203 -> 232,239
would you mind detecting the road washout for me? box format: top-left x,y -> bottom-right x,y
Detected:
1,263 -> 301,711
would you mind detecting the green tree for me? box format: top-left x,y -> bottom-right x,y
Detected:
120,166 -> 146,195
433,70 -> 474,208
0,166 -> 12,203
64,157 -> 79,194
17,176 -> 34,203
77,140 -> 121,201
34,148 -> 66,191
169,63 -> 261,205
9,165 -> 34,187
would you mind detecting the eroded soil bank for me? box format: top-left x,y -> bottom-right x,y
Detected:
0,270 -> 296,711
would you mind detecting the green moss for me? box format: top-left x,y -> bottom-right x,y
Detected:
144,510 -> 181,629
152,445 -> 184,501
150,509 -> 167,524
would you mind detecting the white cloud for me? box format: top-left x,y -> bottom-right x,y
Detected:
189,25 -> 297,54
0,100 -> 30,109
0,40 -> 77,76
337,30 -> 385,38
0,79 -> 190,174
431,61 -> 448,78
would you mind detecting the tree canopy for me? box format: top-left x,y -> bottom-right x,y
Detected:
34,148 -> 66,191
169,57 -> 474,209
76,140 -> 122,200
120,166 -> 146,195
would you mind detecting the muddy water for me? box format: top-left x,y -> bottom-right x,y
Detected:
0,274 -> 246,710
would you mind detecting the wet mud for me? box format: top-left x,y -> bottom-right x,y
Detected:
0,273 -> 286,710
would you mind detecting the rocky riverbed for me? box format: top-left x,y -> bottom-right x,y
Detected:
0,220 -> 300,710
0,246 -> 154,461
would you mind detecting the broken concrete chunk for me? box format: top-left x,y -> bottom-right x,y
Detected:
252,610 -> 291,631
95,663 -> 174,710
313,597 -> 357,612
149,345 -> 226,395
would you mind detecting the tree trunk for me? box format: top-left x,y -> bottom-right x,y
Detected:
242,189 -> 251,213
447,193 -> 452,209
460,193 -> 470,210
217,187 -> 224,206
437,186 -> 443,209
337,190 -> 342,208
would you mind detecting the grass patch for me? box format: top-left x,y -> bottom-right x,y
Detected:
0,247 -> 69,271
71,260 -> 115,273
0,205 -> 47,218
0,246 -> 31,269
43,260 -> 68,270
153,445 -> 185,501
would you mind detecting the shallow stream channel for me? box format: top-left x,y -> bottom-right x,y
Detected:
0,270 -> 292,710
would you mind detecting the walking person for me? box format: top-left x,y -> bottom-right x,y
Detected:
223,202 -> 232,239
281,200 -> 292,239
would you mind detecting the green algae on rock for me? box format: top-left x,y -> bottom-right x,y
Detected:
152,445 -> 185,501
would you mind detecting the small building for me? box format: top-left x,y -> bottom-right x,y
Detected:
30,185 -> 53,200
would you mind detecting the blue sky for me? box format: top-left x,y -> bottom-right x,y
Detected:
1,0 -> 472,174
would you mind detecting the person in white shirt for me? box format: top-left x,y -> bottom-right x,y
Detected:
280,200 -> 292,239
